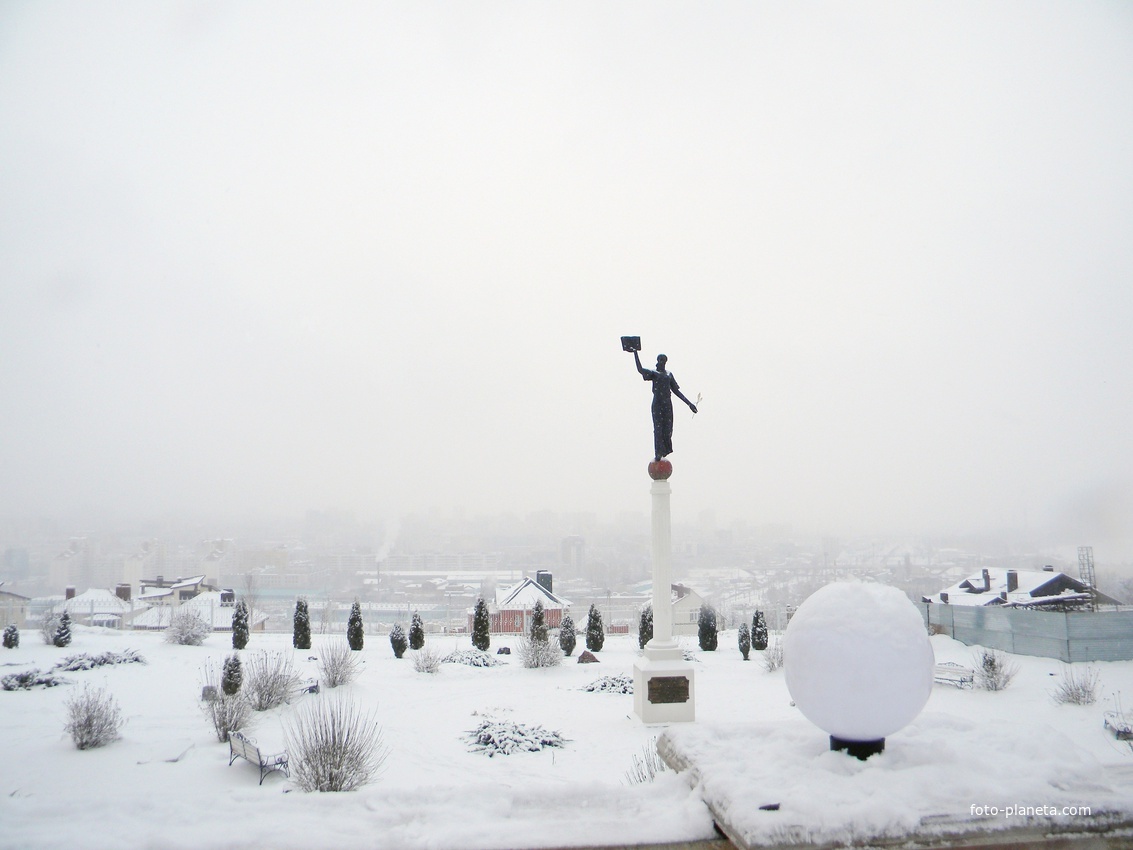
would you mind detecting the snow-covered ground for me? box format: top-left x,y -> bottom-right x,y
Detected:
2,626 -> 1133,849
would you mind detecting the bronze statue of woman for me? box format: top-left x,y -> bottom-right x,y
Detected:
631,351 -> 697,460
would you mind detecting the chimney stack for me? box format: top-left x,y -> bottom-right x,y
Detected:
535,570 -> 553,594
981,569 -> 991,593
115,583 -> 132,602
1006,570 -> 1018,592
65,586 -> 76,600
940,591 -> 949,603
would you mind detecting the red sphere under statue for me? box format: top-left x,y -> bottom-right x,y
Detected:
648,459 -> 673,480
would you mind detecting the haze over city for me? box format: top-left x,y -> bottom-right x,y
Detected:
2,2 -> 1132,554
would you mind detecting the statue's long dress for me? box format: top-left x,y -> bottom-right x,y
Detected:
644,369 -> 679,459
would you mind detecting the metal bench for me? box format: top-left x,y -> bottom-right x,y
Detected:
934,662 -> 975,689
228,730 -> 289,784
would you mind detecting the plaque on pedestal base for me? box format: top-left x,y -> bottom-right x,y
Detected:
633,655 -> 695,723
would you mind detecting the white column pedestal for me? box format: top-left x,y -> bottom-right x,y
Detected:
633,471 -> 695,723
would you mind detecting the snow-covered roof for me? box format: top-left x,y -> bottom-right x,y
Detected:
495,577 -> 570,610
923,568 -> 1093,607
130,591 -> 266,630
55,588 -> 136,616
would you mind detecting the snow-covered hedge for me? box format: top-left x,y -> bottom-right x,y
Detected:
465,719 -> 567,757
54,649 -> 146,671
2,668 -> 69,690
583,674 -> 633,694
165,609 -> 210,646
442,649 -> 503,668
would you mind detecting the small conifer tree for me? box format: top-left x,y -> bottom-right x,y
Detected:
697,604 -> 718,652
231,599 -> 250,650
638,604 -> 654,650
389,623 -> 407,658
409,611 -> 425,650
558,614 -> 576,657
472,597 -> 491,652
54,611 -> 73,648
529,600 -> 548,643
585,604 -> 604,652
293,597 -> 311,650
738,622 -> 751,660
751,610 -> 768,651
221,653 -> 243,695
2,624 -> 17,649
347,600 -> 364,651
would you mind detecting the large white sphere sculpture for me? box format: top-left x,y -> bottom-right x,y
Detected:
784,582 -> 934,757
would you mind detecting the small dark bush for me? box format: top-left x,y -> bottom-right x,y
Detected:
558,614 -> 576,657
472,597 -> 491,652
738,623 -> 751,661
54,612 -> 73,648
389,624 -> 407,658
3,624 -> 19,649
221,653 -> 243,695
347,601 -> 364,651
409,611 -> 425,651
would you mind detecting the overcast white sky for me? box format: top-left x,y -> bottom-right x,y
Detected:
1,2 -> 1131,550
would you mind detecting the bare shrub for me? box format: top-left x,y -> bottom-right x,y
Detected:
516,637 -> 563,669
200,661 -> 253,742
411,646 -> 442,674
165,608 -> 210,646
64,684 -> 124,749
243,650 -> 301,710
625,738 -> 668,784
973,648 -> 1019,691
318,639 -> 360,688
1052,665 -> 1100,705
762,638 -> 784,672
40,614 -> 61,645
284,694 -> 387,792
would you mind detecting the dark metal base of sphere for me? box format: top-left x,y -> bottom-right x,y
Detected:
648,459 -> 673,480
830,736 -> 885,760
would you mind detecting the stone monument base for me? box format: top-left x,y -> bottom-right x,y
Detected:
634,644 -> 695,724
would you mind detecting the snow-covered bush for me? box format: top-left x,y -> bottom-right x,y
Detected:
529,600 -> 548,644
347,601 -> 364,651
409,611 -> 425,651
54,650 -> 145,671
638,604 -> 653,650
40,614 -> 61,646
697,604 -> 718,651
2,668 -> 68,690
285,694 -> 387,792
54,612 -> 73,647
472,597 -> 491,652
165,608 -> 210,646
752,610 -> 768,651
293,597 -> 311,650
738,623 -> 751,661
3,624 -> 19,648
221,653 -> 243,695
442,649 -> 503,668
318,639 -> 360,688
516,636 -> 562,669
411,646 -> 442,674
389,624 -> 407,658
585,604 -> 604,652
624,738 -> 667,785
465,719 -> 567,757
558,614 -> 576,657
1052,665 -> 1100,705
200,660 -> 252,742
243,650 -> 301,710
762,638 -> 784,672
231,599 -> 250,650
974,648 -> 1018,692
64,684 -> 123,749
583,674 -> 633,694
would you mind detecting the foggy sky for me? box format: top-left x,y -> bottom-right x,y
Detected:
2,2 -> 1132,552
